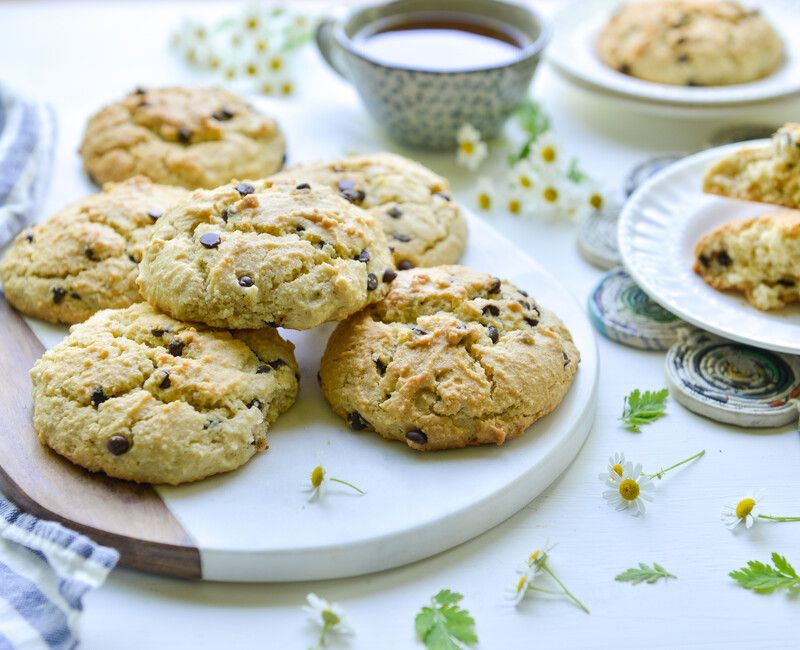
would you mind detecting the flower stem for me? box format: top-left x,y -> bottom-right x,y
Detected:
758,515 -> 800,522
542,564 -> 589,614
330,477 -> 366,494
312,620 -> 331,650
528,586 -> 564,596
647,450 -> 705,480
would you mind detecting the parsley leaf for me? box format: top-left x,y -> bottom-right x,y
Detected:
620,388 -> 669,432
415,589 -> 478,650
615,563 -> 676,585
730,553 -> 800,594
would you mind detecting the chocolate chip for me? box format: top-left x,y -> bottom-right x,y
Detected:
488,278 -> 501,294
482,304 -> 499,316
375,359 -> 387,375
24,232 -> 34,243
677,54 -> 690,63
519,301 -> 531,310
236,182 -> 255,196
70,291 -> 81,300
434,191 -> 451,201
134,87 -> 146,95
367,273 -> 378,291
340,188 -> 365,203
248,398 -> 263,410
168,339 -> 184,356
405,429 -> 428,445
84,245 -> 98,261
221,207 -> 231,223
148,209 -> 162,221
200,232 -> 221,249
296,225 -> 305,232
717,250 -> 732,266
107,435 -> 130,455
212,108 -> 235,121
382,268 -> 397,284
687,79 -> 702,87
316,240 -> 327,249
178,127 -> 192,144
398,260 -> 414,271
562,351 -> 570,368
295,183 -> 310,190
91,386 -> 108,408
486,325 -> 499,344
524,317 -> 539,327
777,278 -> 796,287
619,63 -> 631,74
128,254 -> 139,264
159,371 -> 171,389
52,287 -> 66,304
151,328 -> 167,337
388,206 -> 402,219
519,289 -> 529,297
266,321 -> 280,328
392,232 -> 411,242
347,411 -> 369,430
269,359 -> 287,370
256,363 -> 271,374
412,327 -> 427,336
699,255 -> 711,268
238,275 -> 254,287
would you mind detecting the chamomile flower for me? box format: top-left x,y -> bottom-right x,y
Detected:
528,132 -> 564,170
506,191 -> 524,216
279,78 -> 295,96
599,452 -> 627,482
303,594 -> 352,649
243,60 -> 260,77
456,123 -> 488,171
603,461 -> 654,516
506,544 -> 588,613
475,177 -> 495,211
242,5 -> 262,32
510,160 -> 537,192
254,37 -> 270,54
303,461 -> 365,501
721,492 -> 763,529
507,563 -> 541,606
268,53 -> 285,72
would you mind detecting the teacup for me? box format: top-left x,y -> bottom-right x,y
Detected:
316,0 -> 550,149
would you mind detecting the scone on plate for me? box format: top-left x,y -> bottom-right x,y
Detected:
693,210 -> 800,310
598,0 -> 783,86
704,123 -> 800,209
0,176 -> 187,324
30,303 -> 299,485
319,265 -> 580,451
137,179 -> 395,330
272,153 -> 468,269
80,86 -> 286,189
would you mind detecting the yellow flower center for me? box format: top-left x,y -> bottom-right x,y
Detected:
543,187 -> 558,203
209,56 -> 221,70
261,82 -> 274,94
281,81 -> 294,96
508,198 -> 521,215
619,478 -> 640,501
478,192 -> 491,210
590,193 -> 603,210
321,610 -> 340,626
195,27 -> 206,41
246,63 -> 258,77
225,67 -> 237,80
541,146 -> 556,163
516,575 -> 528,593
519,175 -> 532,189
736,498 -> 756,519
311,465 -> 324,488
612,463 -> 624,477
270,57 -> 283,71
256,39 -> 269,53
460,140 -> 475,155
246,17 -> 259,30
185,48 -> 197,64
528,550 -> 541,564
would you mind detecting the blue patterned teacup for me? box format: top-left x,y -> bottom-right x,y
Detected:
316,0 -> 550,150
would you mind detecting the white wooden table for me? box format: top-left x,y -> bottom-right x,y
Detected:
1,2 -> 798,648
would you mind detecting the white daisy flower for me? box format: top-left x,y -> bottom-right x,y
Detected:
721,492 -> 764,530
475,177 -> 495,211
599,452 -> 627,482
303,593 -> 352,649
603,461 -> 655,516
303,459 -> 365,501
507,563 -> 541,606
456,123 -> 488,171
506,190 -> 524,216
267,53 -> 286,73
510,160 -> 537,192
241,4 -> 263,32
528,132 -> 565,171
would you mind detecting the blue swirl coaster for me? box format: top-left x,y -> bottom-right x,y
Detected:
577,205 -> 620,270
588,268 -> 686,350
666,329 -> 800,428
624,154 -> 686,198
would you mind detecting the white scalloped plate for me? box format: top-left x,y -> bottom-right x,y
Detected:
618,141 -> 800,355
547,0 -> 800,109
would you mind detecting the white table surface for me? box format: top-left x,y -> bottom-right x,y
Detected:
1,1 -> 799,648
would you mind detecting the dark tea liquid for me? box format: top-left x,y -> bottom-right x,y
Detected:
354,12 -> 528,71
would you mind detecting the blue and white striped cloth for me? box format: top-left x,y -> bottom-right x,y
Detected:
0,497 -> 119,650
0,85 -> 56,248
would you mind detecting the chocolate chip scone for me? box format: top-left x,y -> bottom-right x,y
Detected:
704,124 -> 800,209
79,86 -> 286,189
319,265 -> 580,451
0,177 -> 187,324
694,210 -> 800,310
137,179 -> 395,330
598,0 -> 783,87
30,303 -> 299,485
272,153 -> 467,269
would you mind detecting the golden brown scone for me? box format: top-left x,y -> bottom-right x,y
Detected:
272,153 -> 467,269
694,210 -> 800,310
598,0 -> 783,86
30,303 -> 299,485
80,86 -> 285,189
319,265 -> 580,451
703,124 -> 800,209
137,178 -> 395,330
0,177 -> 187,324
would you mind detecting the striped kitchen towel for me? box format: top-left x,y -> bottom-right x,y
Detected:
0,85 -> 56,248
0,496 -> 119,650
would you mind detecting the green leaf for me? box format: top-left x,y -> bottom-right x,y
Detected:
566,158 -> 588,183
620,388 -> 669,432
512,99 -> 550,162
615,562 -> 676,585
415,590 -> 478,650
730,554 -> 800,594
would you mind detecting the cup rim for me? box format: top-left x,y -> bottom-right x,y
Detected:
331,0 -> 551,75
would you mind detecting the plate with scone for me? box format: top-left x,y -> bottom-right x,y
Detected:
547,0 -> 800,111
619,123 -> 800,354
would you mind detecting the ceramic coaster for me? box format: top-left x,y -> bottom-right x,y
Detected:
666,329 -> 800,428
624,154 -> 686,198
577,204 -> 621,270
708,124 -> 777,148
588,268 -> 686,350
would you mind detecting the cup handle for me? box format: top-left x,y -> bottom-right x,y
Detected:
315,19 -> 350,81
